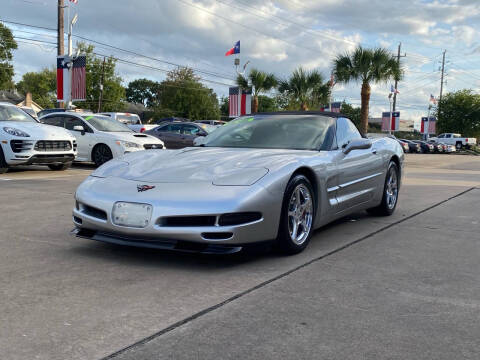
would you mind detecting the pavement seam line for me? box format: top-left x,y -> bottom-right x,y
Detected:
101,186 -> 476,360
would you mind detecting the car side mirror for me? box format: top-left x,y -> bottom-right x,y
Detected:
342,138 -> 372,155
198,132 -> 207,137
73,125 -> 85,135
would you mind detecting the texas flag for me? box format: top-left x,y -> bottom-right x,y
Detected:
57,56 -> 71,102
225,41 -> 240,56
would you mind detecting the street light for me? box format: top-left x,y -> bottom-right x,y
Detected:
68,13 -> 78,56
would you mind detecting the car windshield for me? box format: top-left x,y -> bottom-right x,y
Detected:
198,124 -> 217,133
116,114 -> 140,125
202,114 -> 335,150
82,115 -> 132,132
0,105 -> 37,122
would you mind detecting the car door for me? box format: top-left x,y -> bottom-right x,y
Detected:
334,118 -> 383,212
180,124 -> 202,147
153,124 -> 179,149
63,116 -> 95,161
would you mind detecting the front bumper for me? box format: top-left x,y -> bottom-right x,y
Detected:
2,140 -> 76,165
72,176 -> 281,247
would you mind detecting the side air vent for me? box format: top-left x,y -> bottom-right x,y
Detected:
218,212 -> 262,226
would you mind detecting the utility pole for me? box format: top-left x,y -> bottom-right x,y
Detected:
439,50 -> 446,106
57,0 -> 64,56
98,57 -> 106,113
392,42 -> 406,112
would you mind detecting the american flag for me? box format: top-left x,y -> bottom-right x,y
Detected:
69,0 -> 78,4
430,94 -> 437,104
391,84 -> 399,94
421,117 -> 436,134
382,111 -> 400,131
71,55 -> 86,101
229,87 -> 251,117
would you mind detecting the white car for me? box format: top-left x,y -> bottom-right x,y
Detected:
0,102 -> 77,173
98,112 -> 157,133
40,112 -> 165,166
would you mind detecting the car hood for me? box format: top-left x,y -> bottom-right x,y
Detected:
93,147 -> 319,185
98,131 -> 163,145
1,121 -> 74,140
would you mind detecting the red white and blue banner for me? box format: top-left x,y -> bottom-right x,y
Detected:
229,86 -> 251,117
381,111 -> 400,131
72,56 -> 86,101
57,56 -> 71,102
321,102 -> 341,113
225,41 -> 240,57
421,117 -> 436,134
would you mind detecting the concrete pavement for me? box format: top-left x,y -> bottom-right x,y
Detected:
0,154 -> 479,359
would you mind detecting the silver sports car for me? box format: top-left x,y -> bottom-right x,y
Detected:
72,112 -> 404,254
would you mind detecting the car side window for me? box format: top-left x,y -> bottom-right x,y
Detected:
445,134 -> 451,138
42,116 -> 65,128
182,125 -> 200,135
168,124 -> 182,134
65,116 -> 89,132
335,118 -> 361,148
438,134 -> 444,138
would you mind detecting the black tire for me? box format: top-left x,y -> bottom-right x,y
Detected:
276,174 -> 316,255
92,144 -> 113,167
367,161 -> 399,216
48,162 -> 72,171
456,142 -> 462,150
0,146 -> 8,174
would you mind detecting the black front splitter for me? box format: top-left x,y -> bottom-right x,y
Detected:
70,228 -> 243,255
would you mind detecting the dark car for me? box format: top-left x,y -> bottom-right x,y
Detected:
37,108 -> 66,118
195,120 -> 226,126
145,122 -> 217,149
400,139 -> 421,153
412,140 -> 434,153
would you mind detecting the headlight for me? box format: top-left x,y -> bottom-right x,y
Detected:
3,127 -> 30,137
115,140 -> 141,148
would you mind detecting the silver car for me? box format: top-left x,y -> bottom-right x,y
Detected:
72,112 -> 404,255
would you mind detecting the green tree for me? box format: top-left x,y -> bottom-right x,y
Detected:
333,46 -> 402,135
74,43 -> 125,112
436,90 -> 480,138
126,78 -> 160,107
278,67 -> 329,111
257,95 -> 278,112
157,67 -> 220,120
16,68 -> 57,108
0,23 -> 17,89
236,68 -> 277,113
339,102 -> 361,128
220,96 -> 229,117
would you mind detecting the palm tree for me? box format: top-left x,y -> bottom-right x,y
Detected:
278,67 -> 329,111
333,46 -> 403,135
236,68 -> 277,113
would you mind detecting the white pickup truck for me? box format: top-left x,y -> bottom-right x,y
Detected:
98,112 -> 157,133
430,133 -> 477,149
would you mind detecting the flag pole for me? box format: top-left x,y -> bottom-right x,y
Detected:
388,92 -> 393,135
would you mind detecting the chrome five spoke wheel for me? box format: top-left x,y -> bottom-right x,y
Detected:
287,184 -> 313,245
385,167 -> 398,210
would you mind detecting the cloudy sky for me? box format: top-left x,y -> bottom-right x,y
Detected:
3,0 -> 480,123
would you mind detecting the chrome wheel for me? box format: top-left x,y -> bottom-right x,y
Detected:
287,184 -> 313,245
385,167 -> 398,210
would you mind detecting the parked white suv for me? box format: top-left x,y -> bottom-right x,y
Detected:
98,112 -> 157,133
40,112 -> 164,166
0,102 -> 76,173
430,133 -> 477,149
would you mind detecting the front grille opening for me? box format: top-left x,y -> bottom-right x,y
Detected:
144,144 -> 164,149
80,204 -> 107,221
218,212 -> 262,226
158,216 -> 216,227
34,140 -> 72,152
201,232 -> 234,240
10,140 -> 34,153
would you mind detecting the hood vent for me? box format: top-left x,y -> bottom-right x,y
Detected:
133,134 -> 148,137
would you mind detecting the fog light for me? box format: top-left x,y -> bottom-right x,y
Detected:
112,202 -> 152,228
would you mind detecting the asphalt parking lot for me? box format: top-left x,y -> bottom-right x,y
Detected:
1,154 -> 479,360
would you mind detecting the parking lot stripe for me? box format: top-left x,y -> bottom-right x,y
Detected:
101,186 -> 477,360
